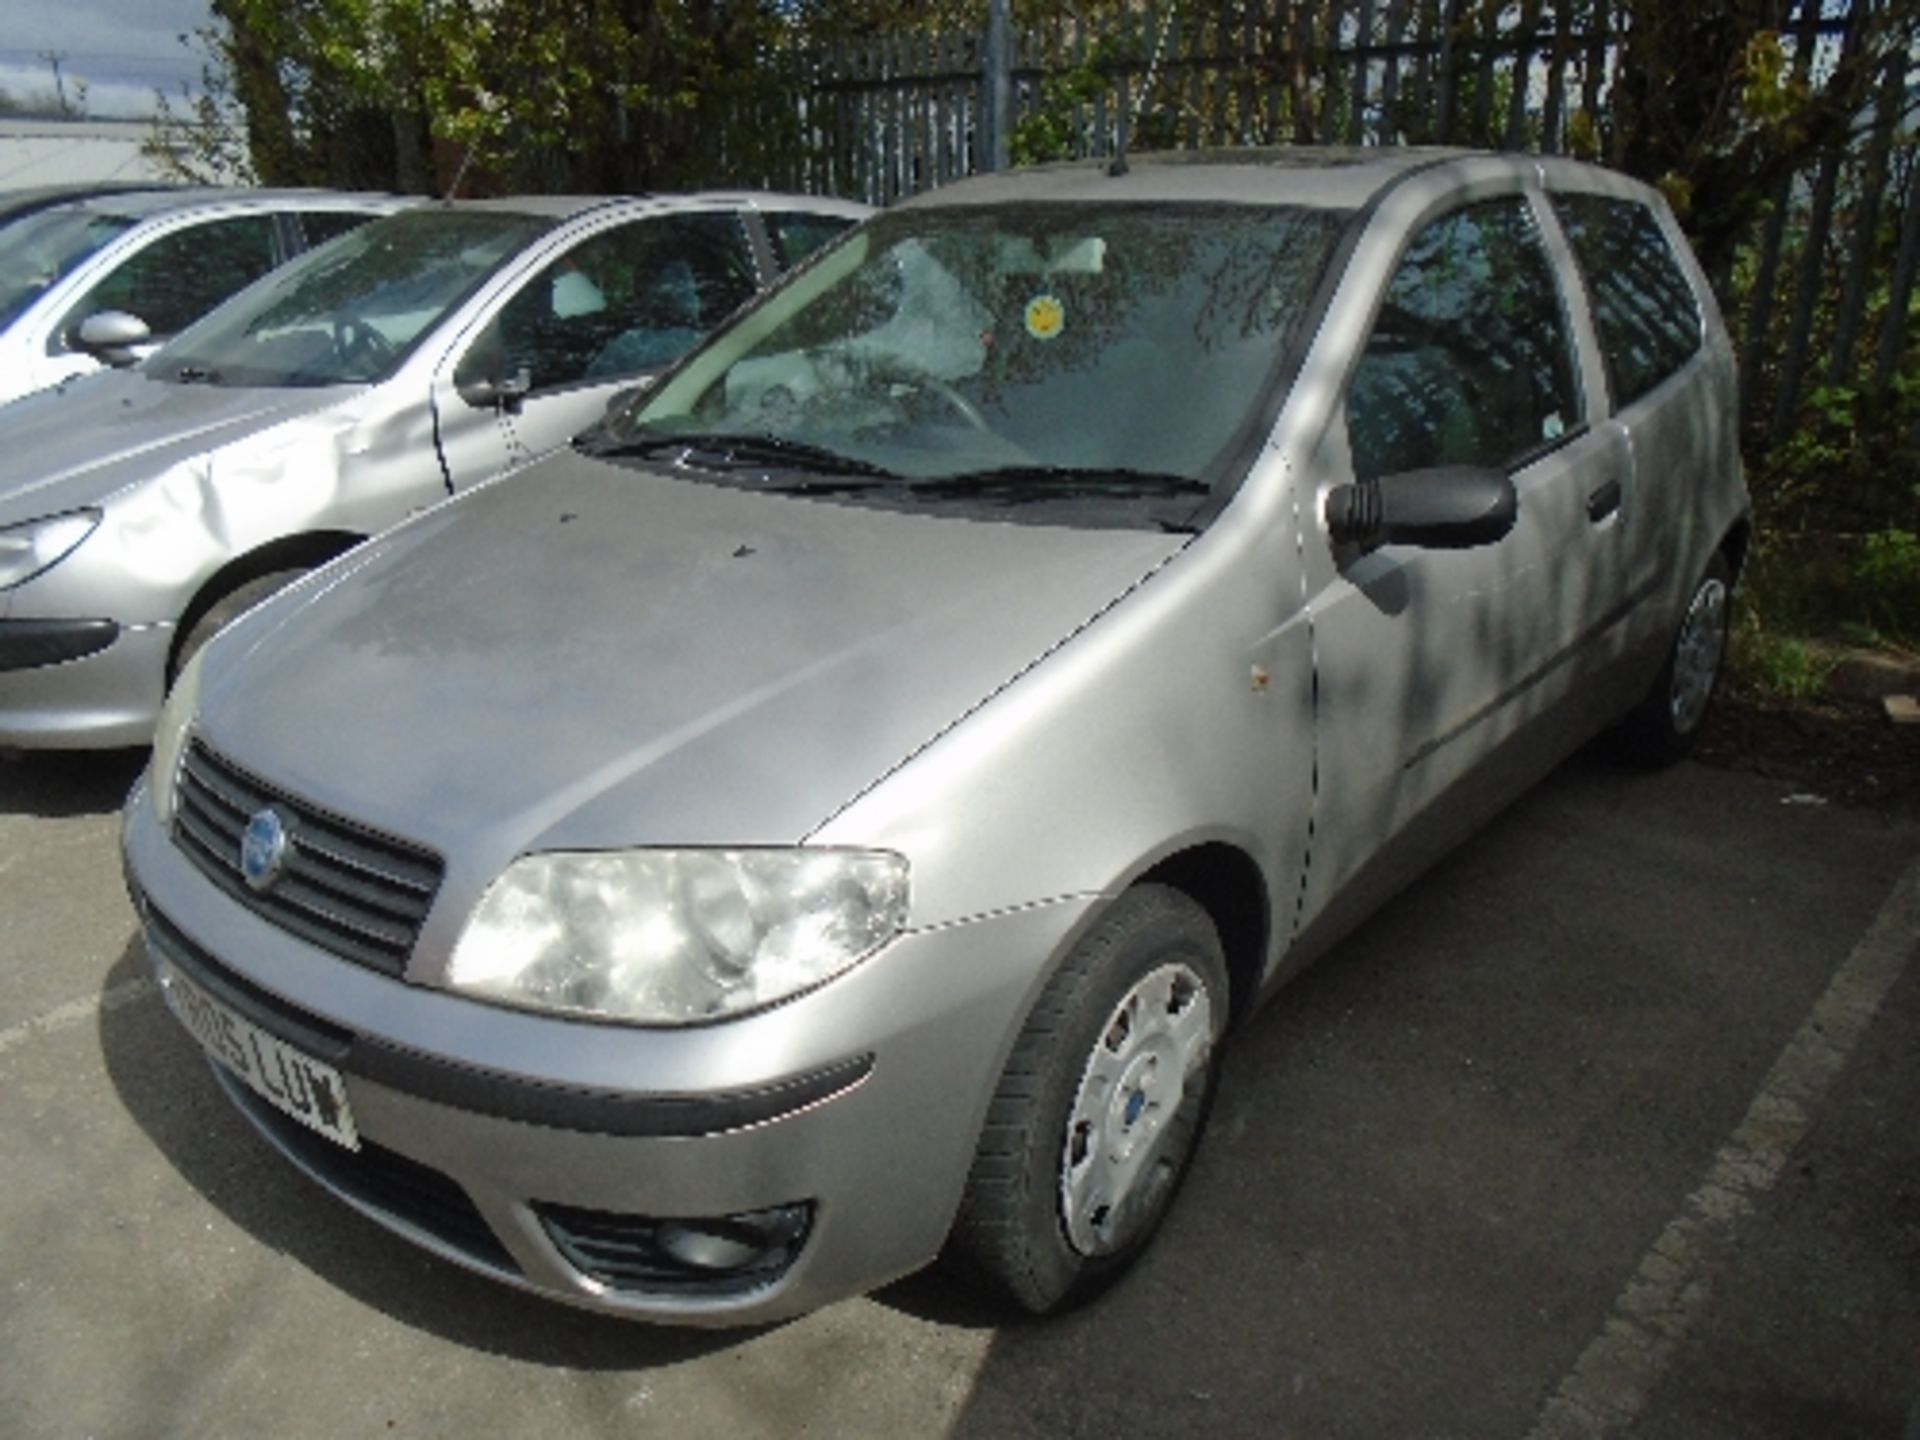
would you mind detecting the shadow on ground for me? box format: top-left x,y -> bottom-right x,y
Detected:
95,936 -> 761,1370
0,749 -> 146,819
923,754 -> 1920,1440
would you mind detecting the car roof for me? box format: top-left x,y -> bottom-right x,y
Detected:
33,188 -> 408,224
685,191 -> 873,218
414,192 -> 871,220
0,183 -> 180,225
420,195 -> 657,219
14,189 -> 867,233
896,146 -> 1498,212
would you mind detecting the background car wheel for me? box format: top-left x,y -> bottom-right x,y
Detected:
948,884 -> 1229,1314
170,569 -> 309,686
1617,552 -> 1733,767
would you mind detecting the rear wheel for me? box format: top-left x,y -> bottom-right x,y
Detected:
948,885 -> 1228,1313
170,568 -> 309,686
1617,552 -> 1732,766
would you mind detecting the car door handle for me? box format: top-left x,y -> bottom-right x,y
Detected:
1587,478 -> 1623,522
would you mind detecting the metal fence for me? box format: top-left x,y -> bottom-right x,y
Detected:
754,1 -> 1917,461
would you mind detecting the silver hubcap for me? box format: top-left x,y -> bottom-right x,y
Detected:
1060,962 -> 1215,1256
1669,576 -> 1729,734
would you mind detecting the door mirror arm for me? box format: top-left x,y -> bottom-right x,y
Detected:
1326,476 -> 1385,548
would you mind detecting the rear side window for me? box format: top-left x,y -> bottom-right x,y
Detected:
1347,198 -> 1581,480
56,213 -> 278,347
1553,193 -> 1701,408
765,211 -> 858,271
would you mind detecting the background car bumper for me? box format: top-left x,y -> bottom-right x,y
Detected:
0,621 -> 171,748
121,777 -> 1094,1324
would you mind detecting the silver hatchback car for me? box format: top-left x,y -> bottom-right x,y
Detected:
0,192 -> 866,747
121,149 -> 1749,1325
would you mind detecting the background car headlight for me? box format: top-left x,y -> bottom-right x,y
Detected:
149,646 -> 205,826
0,510 -> 100,590
446,848 -> 910,1025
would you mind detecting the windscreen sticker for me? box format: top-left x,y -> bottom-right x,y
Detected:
1024,294 -> 1066,341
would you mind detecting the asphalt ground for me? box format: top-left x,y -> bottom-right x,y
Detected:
2,745 -> 1915,1439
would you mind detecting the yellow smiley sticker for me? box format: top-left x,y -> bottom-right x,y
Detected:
1024,294 -> 1066,341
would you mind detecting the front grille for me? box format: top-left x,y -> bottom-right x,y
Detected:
228,1081 -> 518,1276
173,741 -> 443,977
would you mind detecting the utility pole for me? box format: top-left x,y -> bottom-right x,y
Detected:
39,51 -> 71,116
980,0 -> 1011,173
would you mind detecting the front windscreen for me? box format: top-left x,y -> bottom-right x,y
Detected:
598,202 -> 1346,529
150,209 -> 558,388
0,207 -> 138,332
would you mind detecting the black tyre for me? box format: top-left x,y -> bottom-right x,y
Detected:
170,568 -> 309,685
948,884 -> 1229,1314
1617,552 -> 1733,767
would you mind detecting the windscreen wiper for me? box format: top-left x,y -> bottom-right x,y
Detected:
908,465 -> 1211,500
581,430 -> 895,480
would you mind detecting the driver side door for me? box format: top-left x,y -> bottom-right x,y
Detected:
1296,191 -> 1630,942
431,211 -> 760,490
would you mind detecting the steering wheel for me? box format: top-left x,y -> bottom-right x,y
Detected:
860,354 -> 991,433
332,316 -> 397,374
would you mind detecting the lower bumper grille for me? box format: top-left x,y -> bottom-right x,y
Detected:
225,1079 -> 518,1277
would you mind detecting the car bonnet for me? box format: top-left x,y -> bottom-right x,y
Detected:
0,369 -> 348,527
192,451 -> 1188,895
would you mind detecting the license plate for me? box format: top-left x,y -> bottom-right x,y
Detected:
159,959 -> 361,1151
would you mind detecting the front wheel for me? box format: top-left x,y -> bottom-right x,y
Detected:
1617,552 -> 1733,766
947,884 -> 1229,1313
169,568 -> 309,687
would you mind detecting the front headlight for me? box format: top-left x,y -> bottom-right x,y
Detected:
149,645 -> 205,826
446,848 -> 910,1025
0,509 -> 100,590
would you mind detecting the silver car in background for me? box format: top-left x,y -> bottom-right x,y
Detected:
0,192 -> 867,747
122,149 -> 1749,1325
0,187 -> 406,403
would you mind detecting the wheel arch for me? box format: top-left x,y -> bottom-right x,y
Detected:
1134,841 -> 1271,1032
1719,515 -> 1753,582
169,529 -> 365,676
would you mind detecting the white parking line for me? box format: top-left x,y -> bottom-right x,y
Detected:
1527,855 -> 1920,1439
0,976 -> 157,1060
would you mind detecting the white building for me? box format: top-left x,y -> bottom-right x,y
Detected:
0,116 -> 233,190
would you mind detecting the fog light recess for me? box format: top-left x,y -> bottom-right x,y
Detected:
537,1200 -> 813,1297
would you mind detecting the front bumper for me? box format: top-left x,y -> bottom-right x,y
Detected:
122,776 -> 1092,1325
0,618 -> 171,748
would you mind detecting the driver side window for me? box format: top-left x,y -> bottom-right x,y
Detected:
1347,199 -> 1580,481
455,214 -> 757,397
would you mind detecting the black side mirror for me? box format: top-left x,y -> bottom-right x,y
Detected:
73,310 -> 154,367
456,365 -> 532,414
1326,466 -> 1518,551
